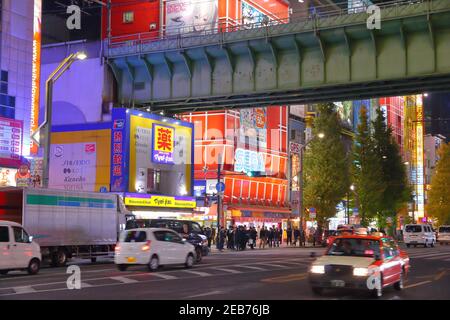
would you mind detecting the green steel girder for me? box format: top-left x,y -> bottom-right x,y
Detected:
106,0 -> 450,111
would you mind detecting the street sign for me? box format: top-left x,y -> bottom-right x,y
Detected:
310,212 -> 316,219
216,182 -> 225,193
309,207 -> 316,213
99,187 -> 108,193
352,208 -> 359,216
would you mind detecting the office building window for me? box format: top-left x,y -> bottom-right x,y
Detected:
123,11 -> 134,24
1,70 -> 8,82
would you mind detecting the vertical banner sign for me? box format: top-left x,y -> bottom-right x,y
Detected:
30,0 -> 42,155
415,95 -> 425,219
0,117 -> 23,167
110,109 -> 128,192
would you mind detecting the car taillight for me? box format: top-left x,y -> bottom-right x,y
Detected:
141,240 -> 151,251
115,243 -> 120,252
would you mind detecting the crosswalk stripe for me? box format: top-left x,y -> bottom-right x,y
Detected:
182,270 -> 212,277
151,273 -> 178,280
214,267 -> 242,274
110,276 -> 139,284
239,265 -> 268,271
409,252 -> 450,259
426,254 -> 450,260
279,261 -> 309,266
258,263 -> 289,269
12,286 -> 36,294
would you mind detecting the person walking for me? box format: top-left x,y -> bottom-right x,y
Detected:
274,228 -> 279,247
211,227 -> 216,246
293,227 -> 299,246
218,226 -> 226,251
267,228 -> 273,248
205,227 -> 212,248
227,226 -> 234,250
286,226 -> 292,246
300,227 -> 306,247
250,227 -> 257,250
259,226 -> 266,249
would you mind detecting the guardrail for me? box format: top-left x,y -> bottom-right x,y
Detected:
106,0 -> 441,56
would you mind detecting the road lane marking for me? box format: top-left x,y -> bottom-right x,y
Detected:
409,252 -> 450,259
261,273 -> 308,283
214,267 -> 242,274
110,276 -> 139,284
81,282 -> 93,288
182,270 -> 212,277
404,280 -> 432,289
434,271 -> 447,281
185,290 -> 223,299
239,265 -> 268,271
151,273 -> 178,280
12,286 -> 36,294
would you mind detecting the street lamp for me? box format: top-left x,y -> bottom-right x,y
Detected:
33,51 -> 87,188
347,184 -> 355,224
298,132 -> 325,237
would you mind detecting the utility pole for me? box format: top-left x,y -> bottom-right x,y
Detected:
216,153 -> 222,250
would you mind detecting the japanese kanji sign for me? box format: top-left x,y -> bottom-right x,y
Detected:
152,124 -> 175,164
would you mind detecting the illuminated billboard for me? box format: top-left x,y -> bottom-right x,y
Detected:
0,117 -> 23,168
165,0 -> 218,35
30,0 -> 42,155
152,124 -> 175,164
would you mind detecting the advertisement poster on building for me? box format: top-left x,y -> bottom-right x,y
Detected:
336,101 -> 354,129
242,1 -> 269,26
30,0 -> 42,155
0,117 -> 23,168
0,168 -> 17,187
15,163 -> 31,187
49,143 -> 97,191
239,107 -> 267,148
165,0 -> 218,35
30,157 -> 43,187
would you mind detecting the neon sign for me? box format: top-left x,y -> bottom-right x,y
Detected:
30,0 -> 42,155
234,148 -> 265,174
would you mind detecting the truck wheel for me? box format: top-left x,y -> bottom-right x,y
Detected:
431,241 -> 435,248
52,250 -> 67,267
195,248 -> 202,263
0,270 -> 8,275
117,264 -> 128,271
371,275 -> 383,298
406,244 -> 410,248
91,258 -> 97,263
148,255 -> 159,272
27,259 -> 40,275
311,287 -> 323,295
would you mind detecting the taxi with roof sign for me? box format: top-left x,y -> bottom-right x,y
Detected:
309,234 -> 410,298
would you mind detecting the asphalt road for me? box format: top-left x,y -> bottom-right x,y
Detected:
1,244 -> 449,300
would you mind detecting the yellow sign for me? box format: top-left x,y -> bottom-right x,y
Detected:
125,196 -> 196,208
154,124 -> 174,153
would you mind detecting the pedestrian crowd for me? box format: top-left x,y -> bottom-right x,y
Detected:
202,225 -> 323,251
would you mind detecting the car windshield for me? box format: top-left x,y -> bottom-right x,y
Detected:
327,238 -> 381,258
405,225 -> 422,233
122,231 -> 147,242
336,229 -> 354,236
439,227 -> 450,233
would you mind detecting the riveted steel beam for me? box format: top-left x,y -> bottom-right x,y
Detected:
124,58 -> 135,82
141,56 -> 153,81
179,51 -> 193,79
163,54 -> 173,78
221,45 -> 235,73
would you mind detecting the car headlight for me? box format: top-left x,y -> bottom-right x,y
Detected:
353,267 -> 369,277
310,265 -> 325,274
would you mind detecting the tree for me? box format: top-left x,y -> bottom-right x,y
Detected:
352,106 -> 385,227
372,108 -> 411,233
427,142 -> 450,225
304,103 -> 350,229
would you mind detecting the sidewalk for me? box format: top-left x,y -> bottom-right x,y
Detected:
209,242 -> 324,253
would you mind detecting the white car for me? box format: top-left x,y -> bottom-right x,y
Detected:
437,226 -> 450,245
403,224 -> 436,248
0,220 -> 42,275
115,228 -> 197,271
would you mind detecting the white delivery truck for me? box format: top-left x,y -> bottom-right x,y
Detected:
0,187 -> 130,267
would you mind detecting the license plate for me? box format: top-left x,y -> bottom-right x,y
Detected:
410,241 -> 417,244
331,280 -> 345,287
127,257 -> 136,263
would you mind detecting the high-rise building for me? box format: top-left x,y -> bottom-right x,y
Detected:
0,0 -> 42,159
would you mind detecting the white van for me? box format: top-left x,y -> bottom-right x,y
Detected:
0,220 -> 42,275
403,224 -> 436,248
115,228 -> 197,271
437,226 -> 450,245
